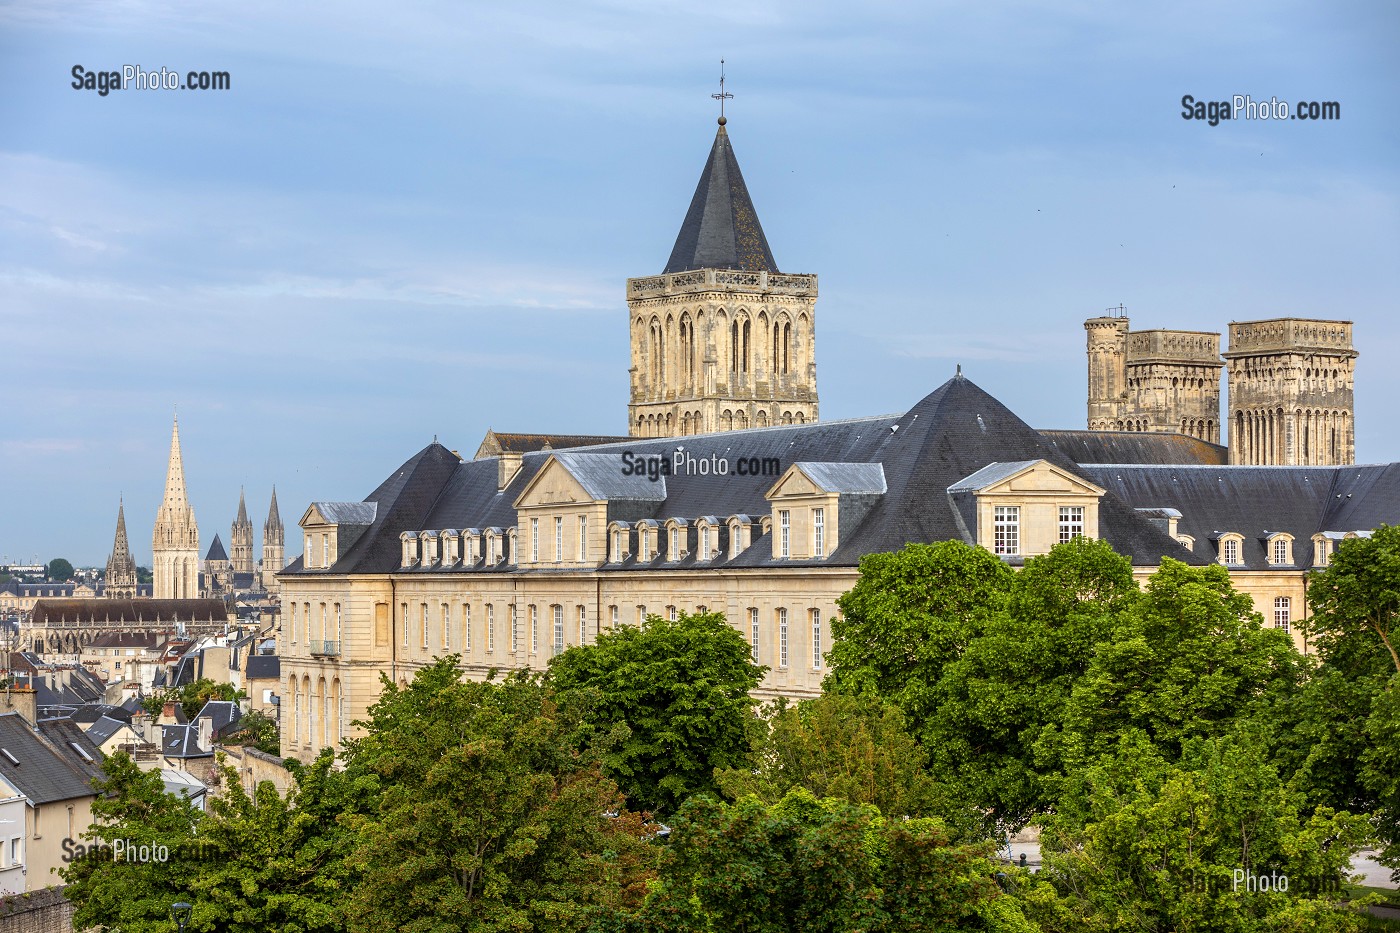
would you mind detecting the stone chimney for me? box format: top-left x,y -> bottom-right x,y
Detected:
0,687 -> 38,726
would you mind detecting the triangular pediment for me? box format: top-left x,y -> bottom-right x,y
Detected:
954,459 -> 1106,497
766,465 -> 823,499
513,456 -> 596,509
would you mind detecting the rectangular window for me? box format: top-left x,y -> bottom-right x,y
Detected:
993,506 -> 1020,556
334,603 -> 342,643
322,533 -> 330,567
530,605 -> 539,654
1273,538 -> 1289,564
487,604 -> 495,652
778,608 -> 789,668
303,603 -> 310,644
579,515 -> 588,561
578,605 -> 587,646
700,524 -> 710,559
636,605 -> 646,627
1224,538 -> 1239,564
669,526 -> 678,560
305,535 -> 312,566
531,518 -> 539,562
442,603 -> 451,648
375,603 -> 389,646
1058,506 -> 1084,543
290,603 -> 298,644
667,605 -> 678,622
510,605 -> 519,653
401,603 -> 408,646
749,608 -> 759,662
320,603 -> 327,642
421,603 -> 429,649
553,605 -> 564,656
1274,596 -> 1291,633
555,516 -> 563,563
779,510 -> 791,557
463,604 -> 471,651
811,609 -> 822,669
813,508 -> 825,558
610,605 -> 619,629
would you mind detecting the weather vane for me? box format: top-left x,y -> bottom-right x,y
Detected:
711,59 -> 733,124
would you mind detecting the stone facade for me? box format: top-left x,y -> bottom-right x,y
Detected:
152,415 -> 200,599
1224,318 -> 1357,465
231,488 -> 255,575
1084,315 -> 1222,442
103,500 -> 139,600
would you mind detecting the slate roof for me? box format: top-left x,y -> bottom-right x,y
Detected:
288,375 -> 1205,576
70,703 -> 134,725
244,655 -> 280,680
545,452 -> 670,502
29,599 -> 226,626
476,431 -> 632,457
195,700 -> 241,738
792,462 -> 889,494
1082,463 -> 1400,570
664,122 -> 780,274
205,534 -> 229,562
89,632 -> 162,650
947,460 -> 1042,493
1040,430 -> 1228,466
39,719 -> 106,783
85,715 -> 134,746
0,713 -> 99,804
309,502 -> 378,525
161,723 -> 208,759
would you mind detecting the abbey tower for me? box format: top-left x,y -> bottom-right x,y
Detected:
627,116 -> 818,437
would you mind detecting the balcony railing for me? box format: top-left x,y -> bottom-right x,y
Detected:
311,640 -> 340,657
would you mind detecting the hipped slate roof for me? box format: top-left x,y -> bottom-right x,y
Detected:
29,599 -> 226,626
1041,430 -> 1228,466
664,123 -> 779,274
205,534 -> 229,562
288,375 -> 1205,575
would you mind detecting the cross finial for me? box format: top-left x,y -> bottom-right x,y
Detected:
711,59 -> 733,125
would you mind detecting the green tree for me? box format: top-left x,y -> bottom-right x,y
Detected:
607,787 -> 1033,933
1042,559 -> 1304,776
1306,525 -> 1400,676
1031,734 -> 1372,933
715,693 -> 952,823
143,678 -> 244,720
342,659 -> 657,932
63,751 -> 364,932
220,708 -> 280,755
46,557 -> 75,581
925,537 -> 1138,830
824,541 -> 1015,740
548,610 -> 764,816
137,565 -> 154,584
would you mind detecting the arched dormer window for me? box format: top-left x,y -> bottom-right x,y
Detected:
636,520 -> 658,562
420,530 -> 440,567
1311,533 -> 1330,568
696,517 -> 719,561
759,515 -> 773,538
463,529 -> 480,566
483,528 -> 502,566
664,519 -> 689,561
727,515 -> 752,559
1218,533 -> 1245,566
506,528 -> 518,566
399,532 -> 418,568
608,522 -> 631,563
1266,532 -> 1294,566
441,530 -> 460,566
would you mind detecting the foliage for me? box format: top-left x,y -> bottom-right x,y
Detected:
62,751 -> 365,932
548,610 -> 764,816
1306,525 -> 1400,676
137,564 -> 154,584
715,693 -> 960,827
221,708 -> 280,755
1042,559 -> 1304,776
144,678 -> 246,719
823,541 -> 1014,734
341,658 -> 658,932
46,557 -> 75,581
604,787 -> 1032,933
1031,734 -> 1372,933
925,538 -> 1138,830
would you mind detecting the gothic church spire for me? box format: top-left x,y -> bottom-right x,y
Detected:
104,499 -> 138,599
152,413 -> 200,599
663,119 -> 779,274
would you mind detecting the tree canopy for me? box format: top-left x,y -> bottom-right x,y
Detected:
46,556 -> 75,581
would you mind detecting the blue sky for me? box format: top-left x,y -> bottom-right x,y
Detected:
1,0 -> 1396,566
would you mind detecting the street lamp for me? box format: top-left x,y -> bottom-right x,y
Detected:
171,902 -> 192,932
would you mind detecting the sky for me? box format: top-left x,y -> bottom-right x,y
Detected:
1,0 -> 1396,567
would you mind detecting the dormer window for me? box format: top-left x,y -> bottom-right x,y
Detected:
507,528 -> 518,566
697,519 -> 715,561
442,531 -> 460,566
421,531 -> 440,567
609,523 -> 630,563
1267,533 -> 1294,566
464,530 -> 480,566
727,516 -> 751,559
400,532 -> 419,568
1312,533 -> 1331,568
1218,533 -> 1244,566
664,519 -> 689,561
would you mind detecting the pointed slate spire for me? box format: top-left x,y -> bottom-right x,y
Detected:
264,485 -> 284,538
105,499 -> 138,597
236,487 -> 249,525
205,533 -> 229,563
663,120 -> 779,274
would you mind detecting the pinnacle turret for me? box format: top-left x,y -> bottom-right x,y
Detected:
104,499 -> 139,598
231,486 -> 256,575
153,413 -> 200,598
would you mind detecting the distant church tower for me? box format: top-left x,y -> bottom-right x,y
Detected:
231,488 -> 255,575
627,113 -> 818,437
103,500 -> 139,599
1084,312 -> 1222,443
152,415 -> 200,599
261,486 -> 285,594
1224,318 -> 1357,465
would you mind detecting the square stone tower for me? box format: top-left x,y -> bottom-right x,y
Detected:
627,117 -> 817,437
1223,318 -> 1357,465
1084,315 -> 1223,443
